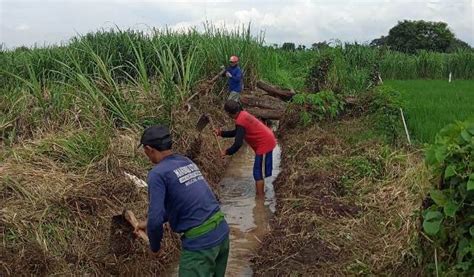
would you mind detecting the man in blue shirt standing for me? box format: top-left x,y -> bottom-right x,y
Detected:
135,125 -> 230,276
225,55 -> 243,102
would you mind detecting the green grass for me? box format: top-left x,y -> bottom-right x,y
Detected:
386,80 -> 474,143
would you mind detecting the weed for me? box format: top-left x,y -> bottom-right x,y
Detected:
292,90 -> 344,126
38,128 -> 110,168
364,85 -> 404,144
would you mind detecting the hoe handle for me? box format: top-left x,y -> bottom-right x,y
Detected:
124,210 -> 150,244
185,68 -> 226,106
210,68 -> 226,83
207,115 -> 223,153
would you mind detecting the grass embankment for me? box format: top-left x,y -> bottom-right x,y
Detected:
1,94 -> 232,275
0,27 -> 259,275
252,88 -> 431,275
386,80 -> 474,143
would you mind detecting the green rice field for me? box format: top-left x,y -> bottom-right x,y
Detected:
386,80 -> 474,143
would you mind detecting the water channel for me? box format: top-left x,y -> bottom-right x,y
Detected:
165,143 -> 281,276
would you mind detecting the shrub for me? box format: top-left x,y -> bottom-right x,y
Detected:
365,85 -> 403,143
291,90 -> 344,126
423,119 -> 474,274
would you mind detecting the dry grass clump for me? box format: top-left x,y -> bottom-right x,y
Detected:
1,97 -> 231,275
252,116 -> 430,276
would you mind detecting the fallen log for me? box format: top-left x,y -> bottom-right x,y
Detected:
249,88 -> 271,97
256,80 -> 295,101
246,107 -> 285,120
240,94 -> 287,110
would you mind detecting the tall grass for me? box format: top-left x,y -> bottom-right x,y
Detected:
258,44 -> 473,96
0,25 -> 263,144
2,26 -> 261,276
277,45 -> 474,94
125,32 -> 151,93
258,47 -> 316,90
380,49 -> 474,80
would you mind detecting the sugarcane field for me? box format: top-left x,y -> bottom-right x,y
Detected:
1,1 -> 474,276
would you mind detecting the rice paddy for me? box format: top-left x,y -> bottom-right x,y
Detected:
386,79 -> 474,143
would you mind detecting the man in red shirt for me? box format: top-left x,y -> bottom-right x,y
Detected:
215,100 -> 277,197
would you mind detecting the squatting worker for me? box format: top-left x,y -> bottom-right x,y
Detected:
135,125 -> 230,276
215,100 -> 277,197
224,55 -> 243,102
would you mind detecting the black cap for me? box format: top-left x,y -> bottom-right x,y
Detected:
138,125 -> 172,148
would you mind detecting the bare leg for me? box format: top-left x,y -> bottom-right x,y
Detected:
255,180 -> 265,198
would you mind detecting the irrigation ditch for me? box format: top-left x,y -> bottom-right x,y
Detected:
1,74 -> 291,276
1,74 -> 432,276
2,29 -> 461,275
158,79 -> 429,276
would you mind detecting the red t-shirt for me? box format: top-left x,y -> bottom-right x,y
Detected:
235,111 -> 277,155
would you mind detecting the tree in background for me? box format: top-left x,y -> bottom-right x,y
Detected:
297,44 -> 306,51
388,20 -> 453,53
311,41 -> 330,50
369,36 -> 388,48
281,42 -> 296,51
447,38 -> 472,52
371,20 -> 471,53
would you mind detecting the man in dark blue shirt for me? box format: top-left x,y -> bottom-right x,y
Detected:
225,55 -> 243,102
136,125 -> 230,276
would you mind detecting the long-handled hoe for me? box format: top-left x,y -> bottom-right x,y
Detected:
196,113 -> 223,153
110,209 -> 149,254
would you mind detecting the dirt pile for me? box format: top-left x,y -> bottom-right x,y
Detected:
252,108 -> 430,275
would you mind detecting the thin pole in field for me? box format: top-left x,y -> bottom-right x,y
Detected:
400,108 -> 411,145
449,72 -> 452,83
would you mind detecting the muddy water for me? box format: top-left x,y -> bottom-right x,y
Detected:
165,143 -> 281,276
